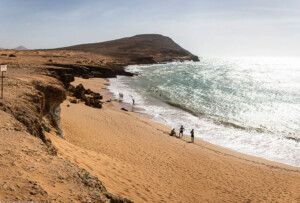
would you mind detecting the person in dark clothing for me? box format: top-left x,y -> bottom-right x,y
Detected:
190,129 -> 194,143
179,125 -> 185,138
170,128 -> 176,137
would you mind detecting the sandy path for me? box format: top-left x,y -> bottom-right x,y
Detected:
50,78 -> 300,203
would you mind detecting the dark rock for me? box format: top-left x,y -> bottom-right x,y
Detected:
69,98 -> 77,104
286,136 -> 300,143
14,127 -> 21,131
82,75 -> 90,79
58,73 -> 75,88
68,85 -> 75,93
93,100 -> 102,109
105,193 -> 133,203
84,89 -> 93,95
84,97 -> 102,109
72,84 -> 103,109
131,56 -> 156,64
73,84 -> 86,100
30,191 -> 37,195
46,63 -> 134,79
121,108 -> 128,112
84,97 -> 91,106
190,55 -> 200,62
92,93 -> 103,100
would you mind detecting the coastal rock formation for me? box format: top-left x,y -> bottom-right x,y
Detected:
0,74 -> 66,150
32,80 -> 66,139
47,63 -> 133,86
71,83 -> 103,109
58,34 -> 199,64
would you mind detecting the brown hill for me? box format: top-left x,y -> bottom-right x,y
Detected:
58,34 -> 199,64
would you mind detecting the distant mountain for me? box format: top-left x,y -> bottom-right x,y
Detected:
14,46 -> 28,50
58,34 -> 199,63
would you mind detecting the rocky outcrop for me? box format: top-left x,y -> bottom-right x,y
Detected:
0,75 -> 66,151
70,84 -> 103,109
130,56 -> 156,64
46,63 -> 133,84
32,81 -> 66,139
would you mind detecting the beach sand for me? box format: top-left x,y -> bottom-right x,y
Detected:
48,77 -> 300,203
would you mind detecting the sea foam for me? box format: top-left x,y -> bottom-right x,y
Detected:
108,57 -> 300,167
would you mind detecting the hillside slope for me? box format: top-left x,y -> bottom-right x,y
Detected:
59,34 -> 199,63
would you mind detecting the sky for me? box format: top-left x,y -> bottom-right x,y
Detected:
0,0 -> 300,56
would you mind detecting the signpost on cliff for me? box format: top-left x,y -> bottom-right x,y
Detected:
0,65 -> 7,99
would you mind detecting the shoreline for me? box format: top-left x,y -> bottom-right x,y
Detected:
70,76 -> 300,171
48,77 -> 300,202
105,77 -> 299,172
107,69 -> 300,168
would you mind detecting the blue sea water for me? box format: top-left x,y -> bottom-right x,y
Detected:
108,57 -> 300,167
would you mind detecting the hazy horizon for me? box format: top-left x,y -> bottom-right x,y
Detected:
1,0 -> 300,57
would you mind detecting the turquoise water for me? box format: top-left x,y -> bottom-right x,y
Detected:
109,57 -> 300,167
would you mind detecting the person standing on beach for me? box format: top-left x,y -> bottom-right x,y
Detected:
132,98 -> 135,105
179,125 -> 185,138
190,129 -> 194,143
119,93 -> 123,102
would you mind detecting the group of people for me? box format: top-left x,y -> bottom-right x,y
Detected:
170,125 -> 194,143
118,93 -> 194,142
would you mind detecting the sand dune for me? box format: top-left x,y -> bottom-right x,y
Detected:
48,78 -> 300,203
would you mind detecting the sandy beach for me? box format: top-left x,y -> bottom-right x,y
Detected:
48,77 -> 300,203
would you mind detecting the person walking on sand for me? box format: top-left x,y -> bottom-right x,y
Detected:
132,98 -> 135,105
179,125 -> 185,138
190,129 -> 194,143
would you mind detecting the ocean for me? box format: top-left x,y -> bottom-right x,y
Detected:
108,57 -> 300,167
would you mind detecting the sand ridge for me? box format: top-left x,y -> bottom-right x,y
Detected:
48,77 -> 300,203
